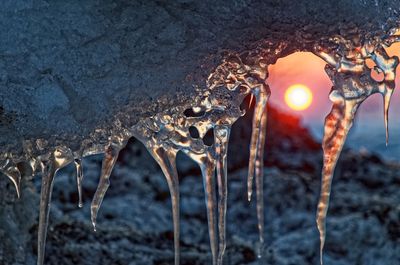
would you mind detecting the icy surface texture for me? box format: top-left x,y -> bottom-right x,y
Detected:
313,31 -> 400,264
132,55 -> 269,265
1,0 -> 399,161
0,1 -> 400,265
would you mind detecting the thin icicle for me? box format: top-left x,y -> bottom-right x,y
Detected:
148,147 -> 180,265
200,156 -> 218,265
74,158 -> 84,208
247,85 -> 269,201
317,96 -> 360,265
255,103 -> 268,258
214,125 -> 230,265
37,147 -> 73,265
2,165 -> 22,198
382,89 -> 393,146
369,45 -> 398,145
91,139 -> 125,231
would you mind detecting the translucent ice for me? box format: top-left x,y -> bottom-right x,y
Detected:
0,22 -> 398,265
37,147 -> 73,265
147,147 -> 180,265
91,137 -> 127,231
215,125 -> 230,265
74,158 -> 84,208
132,54 -> 269,264
0,160 -> 21,198
314,31 -> 399,264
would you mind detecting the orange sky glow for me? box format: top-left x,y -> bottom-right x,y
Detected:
268,43 -> 400,125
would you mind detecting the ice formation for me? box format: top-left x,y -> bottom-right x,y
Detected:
315,32 -> 399,265
0,20 -> 399,265
132,54 -> 270,265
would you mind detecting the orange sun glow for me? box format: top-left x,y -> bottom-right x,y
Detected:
284,84 -> 313,111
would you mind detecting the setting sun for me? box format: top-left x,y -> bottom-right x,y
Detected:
284,84 -> 313,111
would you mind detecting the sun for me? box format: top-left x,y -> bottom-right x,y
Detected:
284,84 -> 313,111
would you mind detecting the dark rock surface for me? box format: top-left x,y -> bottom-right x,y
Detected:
0,106 -> 399,265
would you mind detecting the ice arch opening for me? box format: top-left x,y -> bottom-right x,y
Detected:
267,52 -> 333,129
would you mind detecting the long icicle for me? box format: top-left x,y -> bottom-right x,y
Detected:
200,156 -> 218,265
214,125 -> 230,265
148,147 -> 180,265
37,160 -> 57,265
74,158 -> 84,208
91,141 -> 124,231
37,148 -> 73,265
317,97 -> 360,265
247,85 -> 269,201
2,166 -> 22,198
255,102 -> 268,258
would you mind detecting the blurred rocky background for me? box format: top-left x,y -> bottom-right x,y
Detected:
0,105 -> 399,265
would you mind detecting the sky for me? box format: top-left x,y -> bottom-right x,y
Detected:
267,43 -> 400,161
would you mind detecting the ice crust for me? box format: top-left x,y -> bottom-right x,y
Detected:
0,1 -> 399,264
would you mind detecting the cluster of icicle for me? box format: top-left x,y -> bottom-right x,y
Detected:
313,29 -> 400,264
0,52 -> 270,265
1,27 -> 400,265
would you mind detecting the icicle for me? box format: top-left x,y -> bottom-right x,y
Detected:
37,161 -> 57,265
91,139 -> 125,231
147,147 -> 180,265
245,83 -> 270,258
184,150 -> 218,265
247,85 -> 270,201
317,95 -> 360,265
383,89 -> 393,146
2,165 -> 22,198
370,47 -> 398,145
214,125 -> 230,265
37,147 -> 73,265
74,158 -> 84,208
200,156 -> 218,265
255,103 -> 268,258
313,38 -> 400,264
